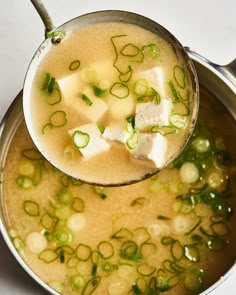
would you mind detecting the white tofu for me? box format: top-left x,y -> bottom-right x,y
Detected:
103,124 -> 129,143
69,123 -> 110,158
58,74 -> 108,122
135,98 -> 172,131
131,133 -> 167,168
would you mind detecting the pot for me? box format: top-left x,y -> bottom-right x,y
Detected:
0,50 -> 235,295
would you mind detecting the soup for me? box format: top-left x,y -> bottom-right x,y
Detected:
27,21 -> 196,185
2,87 -> 236,295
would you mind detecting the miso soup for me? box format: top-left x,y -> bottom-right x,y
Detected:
2,87 -> 236,295
26,22 -> 197,185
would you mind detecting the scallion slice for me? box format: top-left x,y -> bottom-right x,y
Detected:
80,93 -> 93,106
73,130 -> 90,149
110,82 -> 130,99
69,60 -> 80,71
92,85 -> 106,97
23,200 -> 40,216
173,65 -> 186,89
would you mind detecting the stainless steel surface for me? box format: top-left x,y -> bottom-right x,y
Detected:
23,9 -> 199,186
0,50 -> 235,294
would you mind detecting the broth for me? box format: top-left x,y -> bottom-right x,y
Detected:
2,87 -> 236,295
28,22 -> 196,185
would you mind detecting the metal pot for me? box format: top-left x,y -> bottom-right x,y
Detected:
0,50 -> 235,294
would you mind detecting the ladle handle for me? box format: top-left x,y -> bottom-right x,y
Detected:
30,0 -> 54,35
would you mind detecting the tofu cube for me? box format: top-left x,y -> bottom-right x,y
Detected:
135,98 -> 172,131
131,133 -> 167,168
69,123 -> 110,158
58,74 -> 108,122
103,124 -> 129,143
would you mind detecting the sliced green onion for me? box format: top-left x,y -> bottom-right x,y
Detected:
111,227 -> 133,240
142,44 -> 159,59
40,211 -> 58,231
173,65 -> 186,89
57,188 -> 73,205
22,148 -> 44,161
184,270 -> 203,293
137,263 -> 156,276
38,249 -> 58,263
45,88 -> 61,105
16,176 -> 34,189
82,276 -> 101,295
72,197 -> 85,213
70,274 -> 86,290
76,243 -> 91,261
133,79 -> 149,96
151,125 -> 176,135
80,93 -> 93,106
73,130 -> 90,149
140,242 -> 157,257
97,241 -> 114,259
23,200 -> 40,216
49,111 -> 67,128
171,240 -> 184,260
120,240 -> 142,262
170,114 -> 187,129
110,82 -> 130,99
126,130 -> 140,150
54,229 -> 72,244
169,80 -> 180,101
119,66 -> 133,82
120,43 -> 140,57
69,60 -> 80,71
211,221 -> 231,236
161,237 -> 176,245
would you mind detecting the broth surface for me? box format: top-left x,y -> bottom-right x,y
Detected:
2,88 -> 236,295
28,22 -> 195,185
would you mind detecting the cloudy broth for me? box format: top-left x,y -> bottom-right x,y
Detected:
29,22 -> 195,185
2,87 -> 236,295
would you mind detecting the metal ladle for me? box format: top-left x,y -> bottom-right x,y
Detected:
23,0 -> 199,186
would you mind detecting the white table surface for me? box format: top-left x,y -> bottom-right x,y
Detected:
0,0 -> 235,294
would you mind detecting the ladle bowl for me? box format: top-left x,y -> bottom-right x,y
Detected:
23,0 -> 199,186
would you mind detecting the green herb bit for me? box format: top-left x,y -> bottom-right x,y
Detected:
132,284 -> 143,295
133,79 -> 149,97
110,34 -> 127,73
110,82 -> 130,99
23,200 -> 40,217
171,240 -> 184,260
80,93 -> 93,106
45,88 -> 61,105
173,100 -> 190,116
59,249 -> 65,263
161,236 -> 176,245
92,85 -> 106,97
184,245 -> 200,262
137,263 -> 156,276
69,60 -> 80,71
73,130 -> 90,149
126,114 -> 135,128
157,215 -> 171,220
46,30 -> 66,39
54,229 -> 72,244
131,197 -> 150,207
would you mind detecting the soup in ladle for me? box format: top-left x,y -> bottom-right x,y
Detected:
24,20 -> 198,186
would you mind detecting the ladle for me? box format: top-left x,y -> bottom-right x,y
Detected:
23,0 -> 199,186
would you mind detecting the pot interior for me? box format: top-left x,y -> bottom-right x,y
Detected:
0,57 -> 236,295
